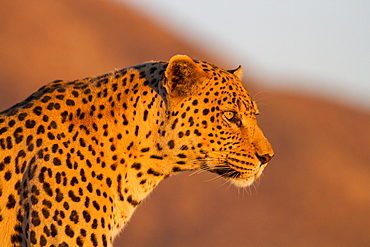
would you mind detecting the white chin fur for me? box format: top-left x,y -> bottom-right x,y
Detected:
229,163 -> 268,187
229,176 -> 255,187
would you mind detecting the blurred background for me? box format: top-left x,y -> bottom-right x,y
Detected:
0,0 -> 369,246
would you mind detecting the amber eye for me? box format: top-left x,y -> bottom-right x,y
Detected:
223,111 -> 242,127
223,111 -> 236,120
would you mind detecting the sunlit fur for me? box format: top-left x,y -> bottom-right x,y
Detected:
0,55 -> 273,246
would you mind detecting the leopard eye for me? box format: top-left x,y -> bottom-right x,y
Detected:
223,111 -> 236,121
223,111 -> 242,127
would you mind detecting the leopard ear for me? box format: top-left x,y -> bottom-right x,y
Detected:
228,65 -> 243,80
163,55 -> 206,97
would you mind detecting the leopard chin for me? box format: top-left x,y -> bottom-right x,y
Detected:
228,163 -> 268,187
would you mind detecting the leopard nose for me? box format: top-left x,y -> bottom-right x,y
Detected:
256,153 -> 274,165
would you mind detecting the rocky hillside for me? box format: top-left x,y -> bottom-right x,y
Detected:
1,0 -> 369,246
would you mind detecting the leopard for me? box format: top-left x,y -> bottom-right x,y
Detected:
0,55 -> 273,246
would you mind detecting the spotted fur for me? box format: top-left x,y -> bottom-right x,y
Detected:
0,55 -> 273,246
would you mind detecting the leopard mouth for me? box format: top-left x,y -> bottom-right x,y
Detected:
212,165 -> 242,179
199,151 -> 268,187
210,162 -> 267,187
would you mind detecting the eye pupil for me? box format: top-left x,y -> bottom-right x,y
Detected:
225,111 -> 235,120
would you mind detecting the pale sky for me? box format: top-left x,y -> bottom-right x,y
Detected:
123,0 -> 370,110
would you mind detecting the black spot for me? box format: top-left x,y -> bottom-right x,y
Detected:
127,195 -> 140,207
147,168 -> 162,176
18,113 -> 27,121
55,172 -> 62,184
122,114 -> 129,125
91,233 -> 98,247
42,208 -> 50,219
0,127 -> 8,135
70,210 -> 79,224
27,143 -> 34,152
33,106 -> 42,116
25,120 -> 36,128
129,73 -> 135,82
37,125 -> 45,134
143,110 -> 149,121
127,142 -> 134,151
117,174 -> 124,201
156,143 -> 163,151
56,94 -> 65,100
63,201 -> 70,210
150,155 -> 163,160
106,178 -> 112,188
8,119 -> 16,127
40,235 -> 47,246
11,234 -> 22,244
131,163 -> 141,170
36,138 -> 43,147
168,140 -> 175,149
66,99 -> 75,106
4,155 -> 11,164
102,234 -> 108,247
30,230 -> 37,244
47,132 -> 55,140
43,199 -> 52,208
43,183 -> 53,197
4,171 -> 12,181
6,194 -> 16,209
52,144 -> 59,153
31,211 -> 41,226
65,225 -> 74,238
171,118 -> 179,129
188,116 -> 194,126
140,179 -> 147,185
79,138 -> 86,147
92,219 -> 98,229
85,197 -> 90,208
50,223 -> 58,237
77,237 -> 84,247
41,96 -> 51,103
86,159 -> 92,168
70,177 -> 78,186
53,157 -> 61,166
49,121 -> 57,129
72,90 -> 79,97
110,163 -> 117,171
172,167 -> 181,172
55,189 -> 64,202
26,135 -> 33,145
194,129 -> 202,136
68,190 -> 80,202
87,183 -> 93,193
96,174 -> 103,180
177,154 -> 187,158
6,136 -> 13,149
